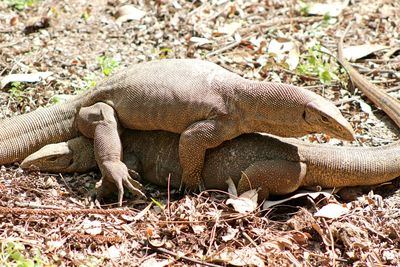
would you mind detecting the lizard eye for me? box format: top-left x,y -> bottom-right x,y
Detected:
47,156 -> 58,162
321,115 -> 329,123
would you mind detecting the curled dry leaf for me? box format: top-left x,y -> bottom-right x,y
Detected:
1,72 -> 53,90
263,190 -> 333,209
343,44 -> 389,62
115,5 -> 146,25
314,203 -> 350,219
226,177 -> 238,197
226,189 -> 258,213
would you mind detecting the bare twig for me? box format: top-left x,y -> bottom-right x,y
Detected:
146,241 -> 222,267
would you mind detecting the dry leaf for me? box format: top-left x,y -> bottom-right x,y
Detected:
226,177 -> 238,196
222,226 -> 239,242
215,248 -> 265,267
46,240 -> 65,252
132,202 -> 152,221
191,224 -> 206,234
356,99 -> 373,115
268,38 -> 299,70
190,36 -> 212,47
263,190 -> 333,209
304,0 -> 349,17
115,5 -> 146,25
314,203 -> 350,219
226,189 -> 258,213
343,44 -> 389,62
1,72 -> 53,89
106,245 -> 121,260
140,258 -> 170,267
216,22 -> 241,37
82,219 -> 102,235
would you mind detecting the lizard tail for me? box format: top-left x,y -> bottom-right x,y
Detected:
0,100 -> 80,164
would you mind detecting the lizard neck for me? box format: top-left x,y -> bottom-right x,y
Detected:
233,80 -> 312,136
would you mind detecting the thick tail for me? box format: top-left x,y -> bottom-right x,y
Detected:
0,100 -> 80,164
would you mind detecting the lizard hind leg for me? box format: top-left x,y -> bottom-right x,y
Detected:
237,160 -> 307,200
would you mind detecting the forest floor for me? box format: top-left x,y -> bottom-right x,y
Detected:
0,0 -> 400,266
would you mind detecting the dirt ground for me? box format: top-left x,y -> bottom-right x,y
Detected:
1,0 -> 400,266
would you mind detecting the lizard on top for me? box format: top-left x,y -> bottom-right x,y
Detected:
0,59 -> 354,205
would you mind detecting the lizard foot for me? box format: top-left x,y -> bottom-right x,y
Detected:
98,160 -> 146,206
179,172 -> 204,193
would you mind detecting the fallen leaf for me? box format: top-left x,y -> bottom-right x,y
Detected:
268,38 -> 299,70
140,258 -> 170,267
216,22 -> 241,37
263,190 -> 334,209
191,224 -> 206,234
314,203 -> 350,219
222,226 -> 239,242
82,219 -> 102,235
115,5 -> 146,25
226,189 -> 258,213
226,177 -> 238,197
343,44 -> 389,62
303,0 -> 349,17
214,248 -> 265,267
190,36 -> 213,47
1,72 -> 53,89
46,240 -> 65,252
132,202 -> 152,221
356,99 -> 373,115
106,245 -> 121,260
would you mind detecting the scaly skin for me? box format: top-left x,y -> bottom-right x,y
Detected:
1,59 -> 355,205
21,30 -> 400,200
21,130 -> 400,200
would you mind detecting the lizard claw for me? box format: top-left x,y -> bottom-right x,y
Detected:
180,172 -> 204,193
98,160 -> 146,206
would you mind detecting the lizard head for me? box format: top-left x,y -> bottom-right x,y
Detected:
20,137 -> 97,172
304,98 -> 355,141
239,82 -> 355,141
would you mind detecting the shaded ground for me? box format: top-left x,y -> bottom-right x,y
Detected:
0,0 -> 400,266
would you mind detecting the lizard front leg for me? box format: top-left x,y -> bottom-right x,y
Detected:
77,102 -> 145,205
237,160 -> 307,200
179,119 -> 238,191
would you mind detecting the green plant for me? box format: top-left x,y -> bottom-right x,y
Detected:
298,2 -> 310,16
96,56 -> 120,77
9,81 -> 27,103
5,0 -> 38,11
81,73 -> 98,91
151,198 -> 164,209
0,241 -> 43,266
297,44 -> 338,84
